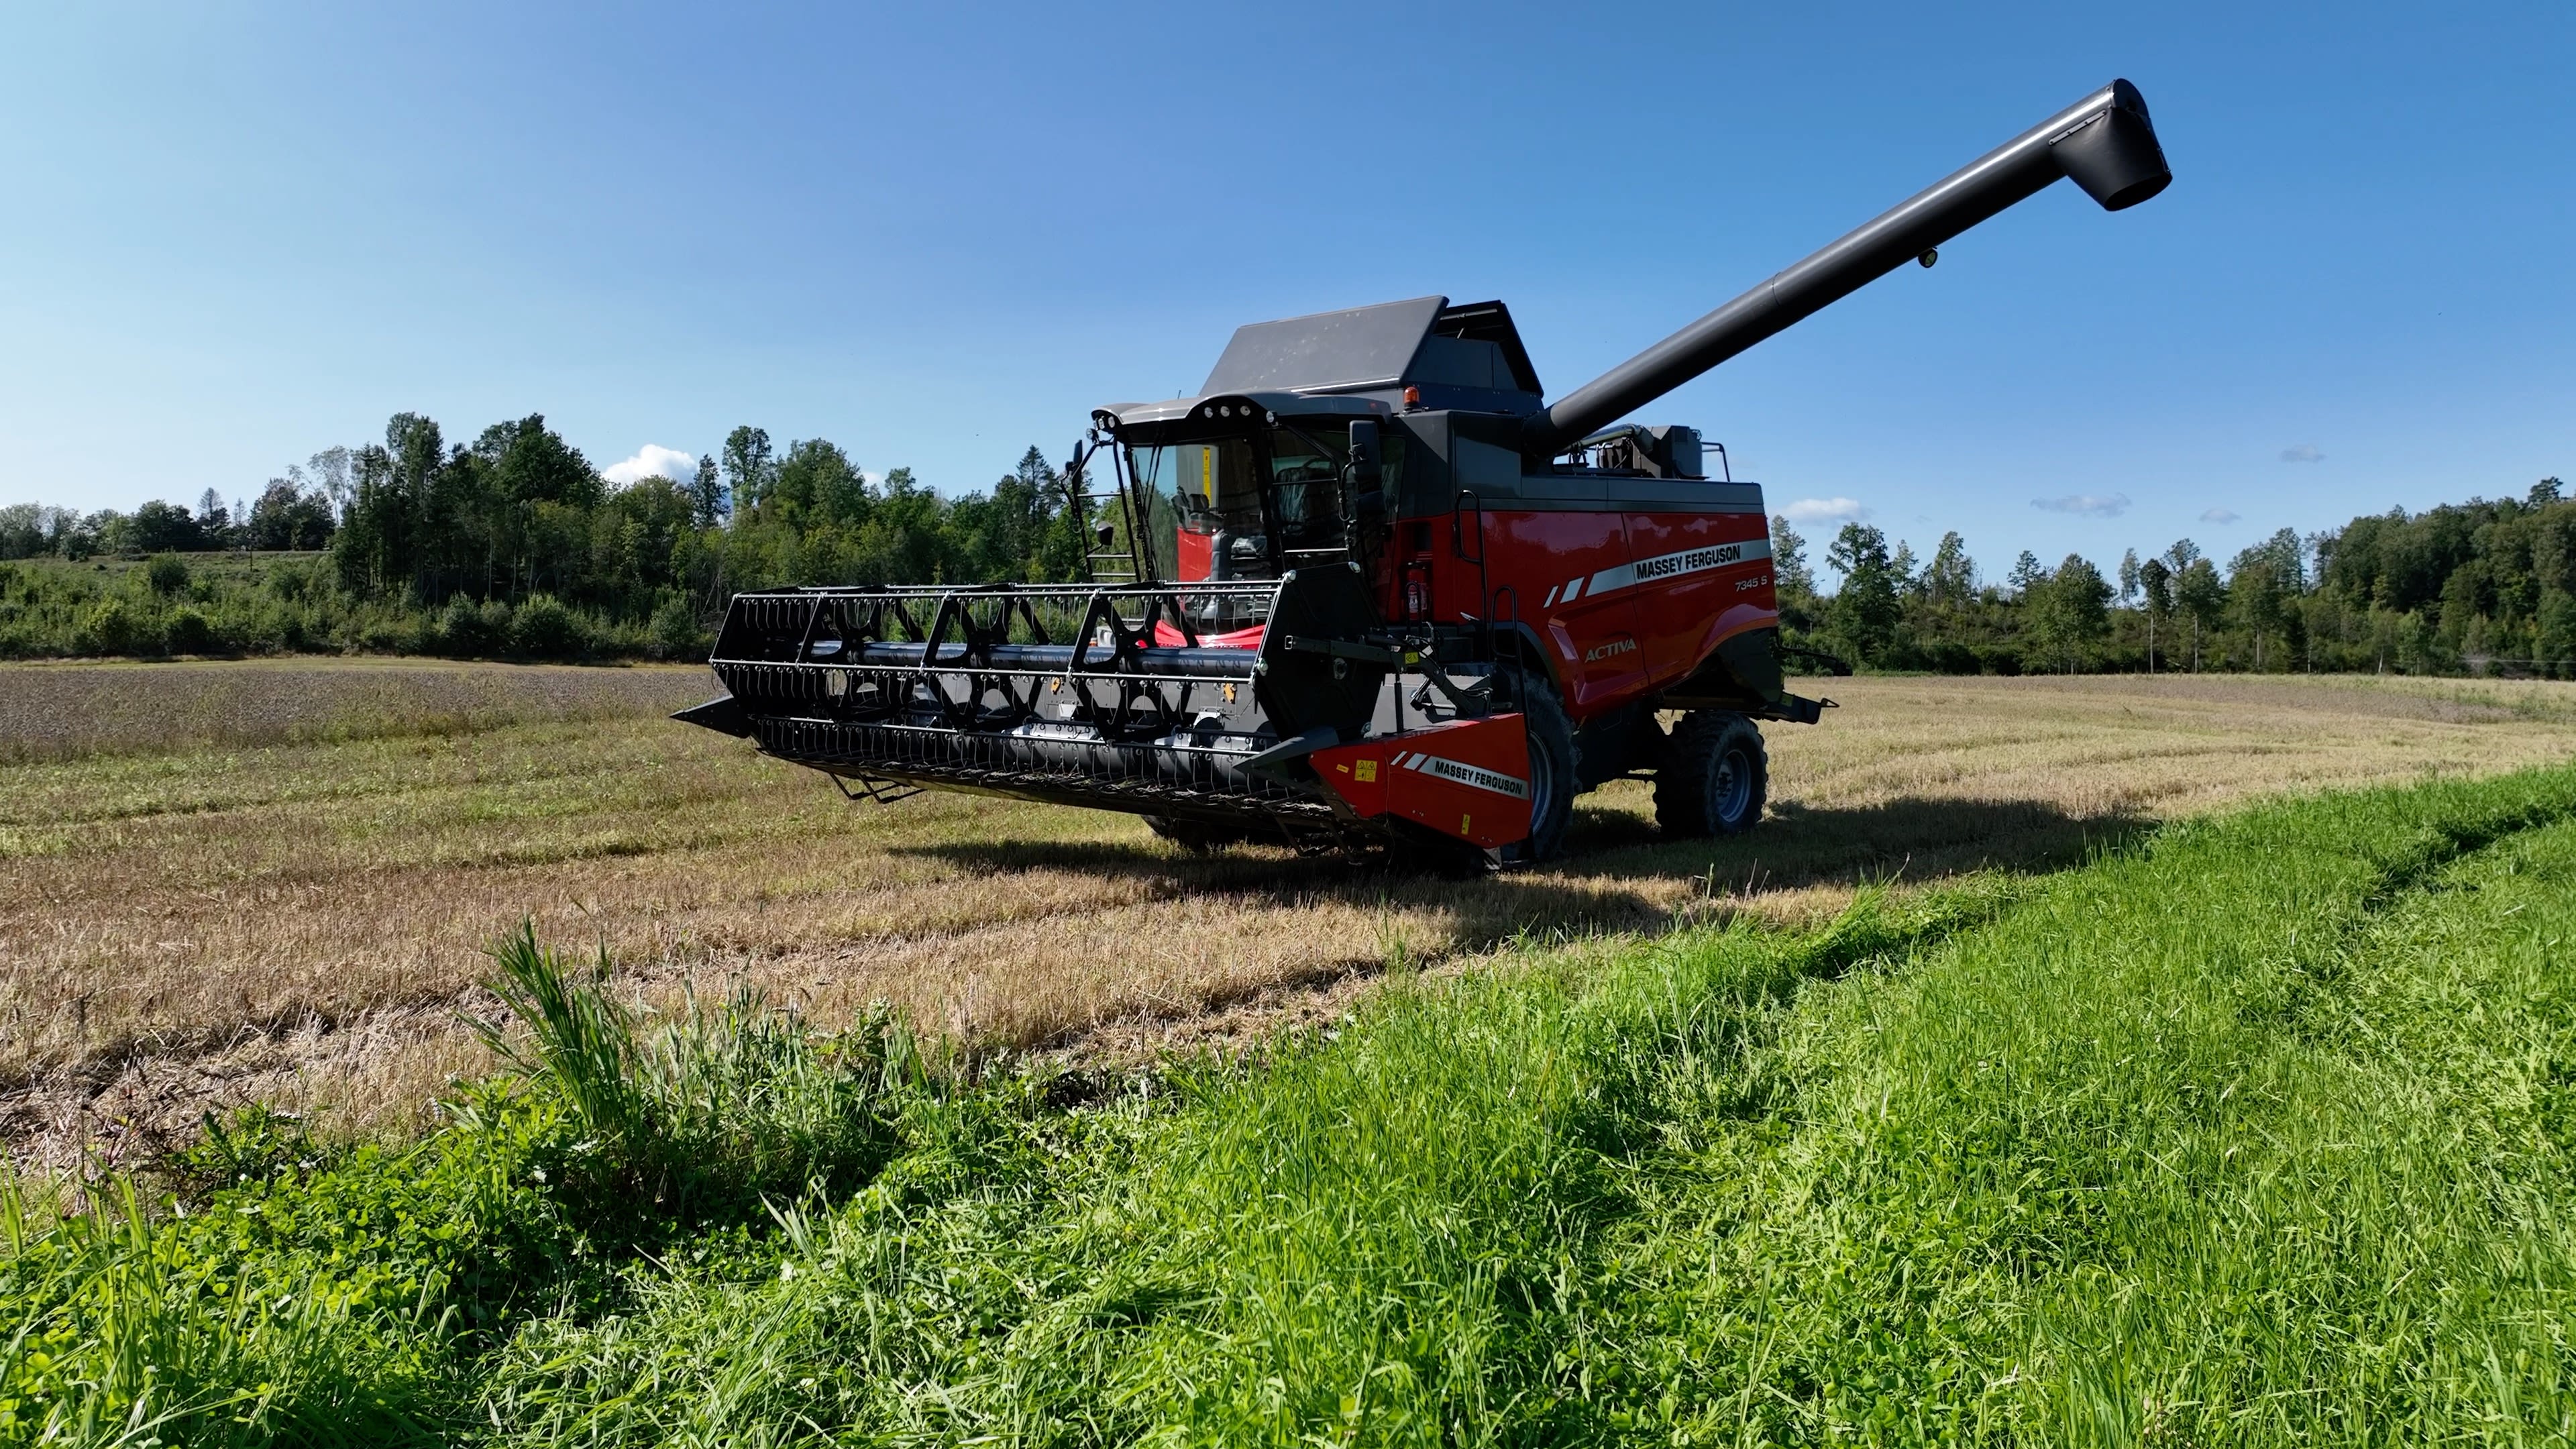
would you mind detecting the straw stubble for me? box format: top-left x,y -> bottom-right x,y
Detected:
5,659 -> 2573,1161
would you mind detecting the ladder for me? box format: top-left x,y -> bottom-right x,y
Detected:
1065,436 -> 1157,585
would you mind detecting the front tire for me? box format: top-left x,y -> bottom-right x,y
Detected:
1655,711 -> 1767,837
1503,665 -> 1578,865
1385,665 -> 1578,873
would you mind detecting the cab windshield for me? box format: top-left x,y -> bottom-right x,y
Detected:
1125,420 -> 1356,582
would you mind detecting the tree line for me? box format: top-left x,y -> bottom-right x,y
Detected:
0,407 -> 2567,676
1772,475 -> 2575,677
0,413 -> 1087,660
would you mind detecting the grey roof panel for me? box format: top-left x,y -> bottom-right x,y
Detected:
1099,392 -> 1393,429
1200,296 -> 1448,396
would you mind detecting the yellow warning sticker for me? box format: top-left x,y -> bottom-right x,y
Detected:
1354,760 -> 1377,782
1460,813 -> 1472,835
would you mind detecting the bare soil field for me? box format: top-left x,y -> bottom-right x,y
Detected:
6,659 -> 2573,1167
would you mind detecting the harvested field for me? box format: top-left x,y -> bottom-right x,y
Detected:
5,660 -> 2575,1163
0,655 -> 706,763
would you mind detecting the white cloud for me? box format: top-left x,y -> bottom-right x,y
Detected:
2201,507 -> 2241,523
2031,492 -> 2132,517
604,444 -> 699,486
2279,444 -> 2324,464
1778,496 -> 1868,524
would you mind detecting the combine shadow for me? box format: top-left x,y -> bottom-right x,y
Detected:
892,830 -> 1695,947
896,794 -> 2151,956
888,835 -> 1338,891
1561,794 -> 2155,901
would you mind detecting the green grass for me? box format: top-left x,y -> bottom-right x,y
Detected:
7,767 -> 2576,1444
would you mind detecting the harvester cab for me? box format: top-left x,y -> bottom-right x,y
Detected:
683,79 -> 2173,866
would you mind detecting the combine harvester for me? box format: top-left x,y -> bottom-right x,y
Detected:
682,80 -> 2171,866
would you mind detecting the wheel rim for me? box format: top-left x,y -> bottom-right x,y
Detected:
1711,746 -> 1752,826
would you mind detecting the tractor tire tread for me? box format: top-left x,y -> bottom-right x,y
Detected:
1505,667 -> 1578,865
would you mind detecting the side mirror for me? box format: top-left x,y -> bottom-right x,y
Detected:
1346,419 -> 1385,522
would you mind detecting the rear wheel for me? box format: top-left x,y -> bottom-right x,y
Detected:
1654,710 -> 1767,837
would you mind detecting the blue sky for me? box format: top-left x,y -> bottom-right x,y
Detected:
3,2 -> 2568,580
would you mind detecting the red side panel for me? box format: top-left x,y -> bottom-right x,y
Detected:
1478,511 -> 1647,715
1311,713 -> 1534,850
1312,737 -> 1391,816
1618,510 -> 1778,682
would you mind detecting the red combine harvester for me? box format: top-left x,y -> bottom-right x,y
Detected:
682,80 -> 2171,866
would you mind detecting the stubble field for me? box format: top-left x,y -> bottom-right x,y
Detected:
7,657 -> 2575,1166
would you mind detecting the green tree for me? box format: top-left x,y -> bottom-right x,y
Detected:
247,478 -> 336,550
333,413 -> 441,594
690,453 -> 726,529
1922,531 -> 1975,606
2398,608 -> 2440,673
2229,553 -> 2289,670
307,445 -> 354,519
2538,589 -> 2576,678
1770,518 -> 1814,597
2367,606 -> 2401,674
2177,556 -> 2226,671
1769,517 -> 1818,635
2228,527 -> 2308,671
127,499 -> 205,553
722,427 -> 776,513
763,439 -> 868,528
0,504 -> 74,559
2027,553 -> 2112,674
1825,523 -> 1902,665
2137,555 -> 2173,672
196,488 -> 232,545
2006,549 -> 2046,597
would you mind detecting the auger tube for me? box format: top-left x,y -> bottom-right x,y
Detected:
1519,78 -> 2171,459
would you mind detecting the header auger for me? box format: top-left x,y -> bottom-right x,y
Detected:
682,79 -> 2171,866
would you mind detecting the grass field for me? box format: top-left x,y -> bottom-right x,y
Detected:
5,761 -> 2574,1443
7,660 -> 2576,1169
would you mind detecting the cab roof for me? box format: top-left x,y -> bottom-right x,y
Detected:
1099,296 -> 1545,428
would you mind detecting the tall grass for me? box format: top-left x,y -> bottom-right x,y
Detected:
7,768 -> 2576,1444
0,928 -> 929,1446
466,768 -> 2576,1444
476,922 -> 923,1216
